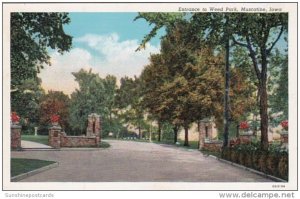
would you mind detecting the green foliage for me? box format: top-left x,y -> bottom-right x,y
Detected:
221,141 -> 288,180
134,12 -> 185,50
139,22 -> 229,146
39,91 -> 70,131
68,69 -> 119,135
269,49 -> 288,122
137,12 -> 288,150
11,12 -> 72,88
99,141 -> 111,148
115,76 -> 146,138
11,78 -> 44,133
11,12 -> 73,135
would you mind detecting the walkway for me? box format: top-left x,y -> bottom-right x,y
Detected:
21,140 -> 52,149
11,140 -> 273,182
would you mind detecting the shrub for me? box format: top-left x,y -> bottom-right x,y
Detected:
278,152 -> 288,180
221,141 -> 288,180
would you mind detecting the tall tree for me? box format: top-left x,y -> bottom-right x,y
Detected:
11,12 -> 72,122
136,12 -> 288,150
11,78 -> 44,133
69,69 -> 117,135
116,76 -> 145,138
229,13 -> 288,150
268,49 -> 288,122
39,90 -> 70,131
140,23 -> 225,146
11,12 -> 72,88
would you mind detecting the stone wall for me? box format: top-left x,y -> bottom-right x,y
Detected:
11,124 -> 21,149
49,129 -> 100,148
49,113 -> 101,148
203,141 -> 223,152
61,135 -> 99,147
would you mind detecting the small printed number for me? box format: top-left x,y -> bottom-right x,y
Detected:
272,184 -> 285,188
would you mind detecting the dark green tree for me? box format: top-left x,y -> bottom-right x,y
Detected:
11,12 -> 72,88
11,12 -> 72,125
11,78 -> 44,134
69,69 -> 118,136
116,76 -> 146,139
269,49 -> 288,123
136,12 -> 288,150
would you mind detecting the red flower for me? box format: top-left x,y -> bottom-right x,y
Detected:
281,120 -> 288,130
239,121 -> 249,130
11,112 -> 20,123
50,114 -> 60,123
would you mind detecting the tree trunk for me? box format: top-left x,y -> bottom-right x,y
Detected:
149,122 -> 152,142
223,33 -> 230,148
197,120 -> 201,148
184,125 -> 189,146
236,124 -> 240,137
158,122 -> 161,142
173,126 -> 178,144
138,124 -> 141,139
260,55 -> 269,151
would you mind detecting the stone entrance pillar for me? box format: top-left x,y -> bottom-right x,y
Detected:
86,113 -> 101,146
86,113 -> 101,137
48,125 -> 62,148
11,124 -> 21,150
198,119 -> 214,150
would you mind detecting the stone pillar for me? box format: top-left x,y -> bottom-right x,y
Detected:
48,125 -> 62,148
199,122 -> 205,150
97,116 -> 101,144
86,113 -> 100,137
199,119 -> 213,150
11,124 -> 21,150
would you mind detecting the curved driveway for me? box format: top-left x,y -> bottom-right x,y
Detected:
11,140 -> 273,182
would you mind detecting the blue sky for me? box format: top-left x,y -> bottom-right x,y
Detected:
39,12 -> 163,95
65,13 -> 163,46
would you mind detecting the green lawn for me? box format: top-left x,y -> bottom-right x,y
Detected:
11,158 -> 56,177
21,135 -> 49,145
99,141 -> 110,148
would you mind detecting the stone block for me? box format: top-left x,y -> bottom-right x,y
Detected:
61,136 -> 98,147
203,141 -> 223,152
48,126 -> 62,148
11,124 -> 21,150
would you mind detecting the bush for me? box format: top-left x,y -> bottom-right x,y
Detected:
221,142 -> 288,180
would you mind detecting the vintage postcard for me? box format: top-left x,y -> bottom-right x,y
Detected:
2,1 -> 298,193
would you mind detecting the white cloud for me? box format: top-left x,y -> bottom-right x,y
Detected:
75,33 -> 160,77
38,48 -> 93,95
39,33 -> 160,95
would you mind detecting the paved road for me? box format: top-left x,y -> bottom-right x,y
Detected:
11,140 -> 273,182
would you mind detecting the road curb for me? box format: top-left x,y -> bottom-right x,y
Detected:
208,155 -> 287,182
11,162 -> 59,182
